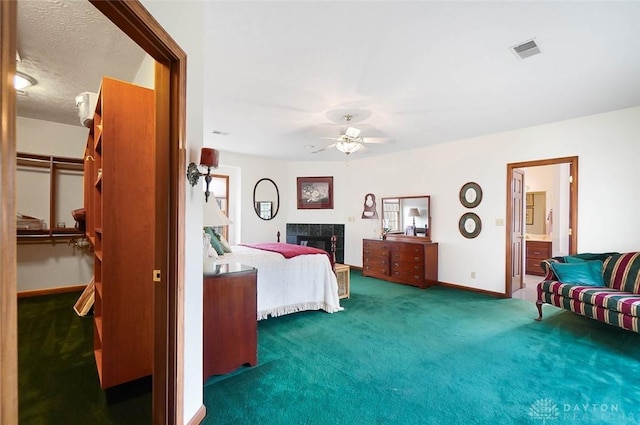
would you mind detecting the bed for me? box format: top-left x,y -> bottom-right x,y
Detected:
207,240 -> 343,320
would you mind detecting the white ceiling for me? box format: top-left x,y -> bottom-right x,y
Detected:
16,1 -> 640,162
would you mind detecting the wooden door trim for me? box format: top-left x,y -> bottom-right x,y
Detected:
505,156 -> 579,297
0,1 -> 18,423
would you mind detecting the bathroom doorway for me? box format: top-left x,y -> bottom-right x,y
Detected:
505,156 -> 579,298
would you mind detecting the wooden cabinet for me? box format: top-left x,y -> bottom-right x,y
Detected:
362,238 -> 438,288
203,263 -> 257,381
85,77 -> 155,388
526,240 -> 552,276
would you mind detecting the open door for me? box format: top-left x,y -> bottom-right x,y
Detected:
510,169 -> 525,293
505,156 -> 579,297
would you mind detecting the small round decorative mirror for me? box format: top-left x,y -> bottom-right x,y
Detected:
459,182 -> 483,208
253,178 -> 280,220
459,212 -> 482,238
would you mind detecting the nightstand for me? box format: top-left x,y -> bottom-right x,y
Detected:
335,263 -> 350,299
203,262 -> 257,381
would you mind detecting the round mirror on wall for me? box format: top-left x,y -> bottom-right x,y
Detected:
459,212 -> 482,238
459,182 -> 483,208
253,178 -> 280,220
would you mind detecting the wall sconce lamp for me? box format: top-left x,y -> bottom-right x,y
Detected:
187,148 -> 219,202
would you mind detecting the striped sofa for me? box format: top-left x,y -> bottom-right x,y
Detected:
536,252 -> 640,333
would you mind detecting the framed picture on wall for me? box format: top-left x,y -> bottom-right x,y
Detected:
526,207 -> 534,225
296,176 -> 334,209
526,193 -> 534,207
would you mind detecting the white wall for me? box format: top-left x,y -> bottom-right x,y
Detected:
16,117 -> 93,291
271,107 -> 640,294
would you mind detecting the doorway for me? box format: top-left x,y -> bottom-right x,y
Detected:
505,156 -> 579,298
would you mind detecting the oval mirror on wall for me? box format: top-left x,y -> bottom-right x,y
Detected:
253,178 -> 280,220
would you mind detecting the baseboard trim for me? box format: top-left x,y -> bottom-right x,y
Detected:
436,281 -> 505,298
186,405 -> 206,425
17,284 -> 87,298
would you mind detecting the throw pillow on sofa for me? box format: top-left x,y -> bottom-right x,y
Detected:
550,260 -> 605,286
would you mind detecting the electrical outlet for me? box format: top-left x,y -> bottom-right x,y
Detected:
471,271 -> 476,279
495,218 -> 504,226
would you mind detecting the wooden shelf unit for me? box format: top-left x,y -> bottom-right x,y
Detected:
85,77 -> 155,388
16,152 -> 84,243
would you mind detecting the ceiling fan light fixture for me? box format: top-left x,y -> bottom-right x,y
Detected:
336,140 -> 362,155
14,71 -> 37,90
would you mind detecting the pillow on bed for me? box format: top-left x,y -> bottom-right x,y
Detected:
550,260 -> 604,286
204,227 -> 225,255
214,230 -> 233,253
203,232 -> 218,259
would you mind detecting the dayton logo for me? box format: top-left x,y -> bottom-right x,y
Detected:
529,398 -> 559,424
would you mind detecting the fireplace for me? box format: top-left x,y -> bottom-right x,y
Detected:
286,223 -> 344,264
296,235 -> 332,252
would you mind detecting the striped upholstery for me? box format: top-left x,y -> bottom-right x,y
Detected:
539,281 -> 640,316
537,252 -> 640,333
603,253 -> 640,293
540,291 -> 639,333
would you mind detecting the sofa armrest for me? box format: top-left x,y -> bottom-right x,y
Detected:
541,259 -> 561,281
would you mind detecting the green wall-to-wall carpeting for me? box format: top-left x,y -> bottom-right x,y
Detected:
18,291 -> 151,425
203,271 -> 640,425
18,271 -> 640,424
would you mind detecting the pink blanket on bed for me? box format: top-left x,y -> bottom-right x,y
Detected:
239,243 -> 334,267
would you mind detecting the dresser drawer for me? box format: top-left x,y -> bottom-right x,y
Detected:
391,259 -> 424,273
390,269 -> 425,284
526,241 -> 551,259
526,258 -> 545,276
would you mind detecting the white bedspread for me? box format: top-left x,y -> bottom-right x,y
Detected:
212,245 -> 343,320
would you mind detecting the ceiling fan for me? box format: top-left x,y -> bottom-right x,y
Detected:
312,114 -> 392,155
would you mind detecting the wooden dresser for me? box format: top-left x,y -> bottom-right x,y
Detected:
203,263 -> 257,381
362,238 -> 438,288
526,240 -> 552,276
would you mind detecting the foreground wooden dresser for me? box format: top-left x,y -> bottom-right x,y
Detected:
362,238 -> 438,288
203,263 -> 257,381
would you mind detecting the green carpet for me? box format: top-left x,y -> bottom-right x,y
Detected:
203,271 -> 640,425
18,291 -> 151,425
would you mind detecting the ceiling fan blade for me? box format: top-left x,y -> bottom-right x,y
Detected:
362,137 -> 395,144
311,143 -> 336,153
345,126 -> 361,138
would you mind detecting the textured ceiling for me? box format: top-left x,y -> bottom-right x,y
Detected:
16,0 -> 145,127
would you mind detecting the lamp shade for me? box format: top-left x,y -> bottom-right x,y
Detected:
204,196 -> 233,226
408,208 -> 421,217
200,148 -> 219,168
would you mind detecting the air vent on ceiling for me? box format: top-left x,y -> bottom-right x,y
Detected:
510,38 -> 541,60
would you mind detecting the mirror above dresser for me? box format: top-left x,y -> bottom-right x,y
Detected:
381,195 -> 431,241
